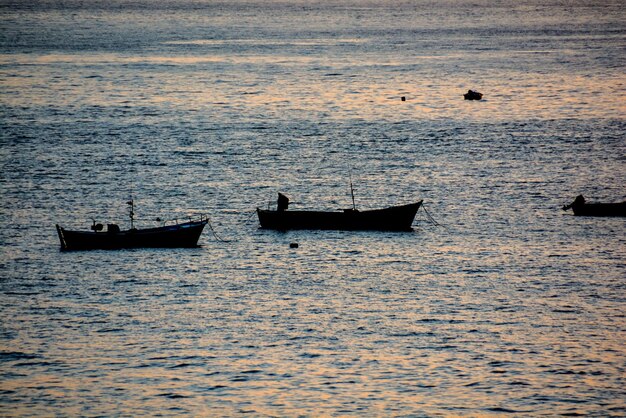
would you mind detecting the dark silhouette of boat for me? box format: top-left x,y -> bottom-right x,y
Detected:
257,193 -> 422,231
55,199 -> 208,250
562,195 -> 626,217
464,89 -> 483,100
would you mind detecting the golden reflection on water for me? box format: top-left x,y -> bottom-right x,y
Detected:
0,52 -> 319,66
1,52 -> 623,121
163,38 -> 367,46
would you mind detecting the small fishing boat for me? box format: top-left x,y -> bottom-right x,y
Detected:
257,193 -> 422,231
562,195 -> 626,217
463,89 -> 483,100
56,199 -> 208,250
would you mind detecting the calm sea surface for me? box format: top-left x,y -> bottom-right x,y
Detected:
1,0 -> 625,415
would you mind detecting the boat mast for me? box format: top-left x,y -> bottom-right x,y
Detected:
349,170 -> 356,211
127,196 -> 135,229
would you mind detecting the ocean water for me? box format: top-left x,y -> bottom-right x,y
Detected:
1,0 -> 625,415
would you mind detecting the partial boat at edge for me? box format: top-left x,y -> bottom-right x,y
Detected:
562,195 -> 626,217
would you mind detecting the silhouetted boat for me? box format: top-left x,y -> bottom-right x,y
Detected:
257,193 -> 423,231
56,199 -> 208,250
464,89 -> 483,100
562,195 -> 626,217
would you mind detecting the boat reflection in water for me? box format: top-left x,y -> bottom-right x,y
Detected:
55,199 -> 208,250
257,193 -> 423,232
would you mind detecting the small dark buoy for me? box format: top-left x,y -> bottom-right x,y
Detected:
290,243 -> 299,249
401,96 -> 406,101
463,90 -> 483,100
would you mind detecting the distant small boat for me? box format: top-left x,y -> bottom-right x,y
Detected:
56,199 -> 208,250
562,195 -> 626,217
257,193 -> 422,231
464,90 -> 483,100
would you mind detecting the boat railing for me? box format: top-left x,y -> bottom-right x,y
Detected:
159,213 -> 209,226
77,213 -> 210,230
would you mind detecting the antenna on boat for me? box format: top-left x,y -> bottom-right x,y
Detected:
127,195 -> 135,229
349,169 -> 357,211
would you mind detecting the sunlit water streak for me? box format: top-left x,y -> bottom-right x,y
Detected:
1,0 -> 625,415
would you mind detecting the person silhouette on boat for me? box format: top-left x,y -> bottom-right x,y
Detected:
277,193 -> 290,212
563,194 -> 585,211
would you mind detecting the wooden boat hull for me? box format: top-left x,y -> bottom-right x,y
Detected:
56,220 -> 208,250
257,201 -> 422,231
571,202 -> 626,217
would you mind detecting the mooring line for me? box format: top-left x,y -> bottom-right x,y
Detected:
207,216 -> 231,242
421,202 -> 449,231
